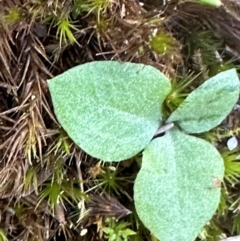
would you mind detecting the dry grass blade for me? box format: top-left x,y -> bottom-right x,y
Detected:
87,193 -> 131,220
0,26 -> 16,85
173,2 -> 240,56
0,21 -> 57,164
0,161 -> 27,200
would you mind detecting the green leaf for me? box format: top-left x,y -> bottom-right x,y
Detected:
102,227 -> 114,235
48,61 -> 171,161
196,0 -> 222,7
120,229 -> 136,237
134,128 -> 224,241
0,229 -> 8,241
116,222 -> 129,231
167,69 -> 240,133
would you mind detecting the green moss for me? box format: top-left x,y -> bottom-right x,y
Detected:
1,7 -> 21,25
149,32 -> 176,55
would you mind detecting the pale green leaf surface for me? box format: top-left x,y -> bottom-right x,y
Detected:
134,128 -> 224,241
167,69 -> 240,133
48,61 -> 171,161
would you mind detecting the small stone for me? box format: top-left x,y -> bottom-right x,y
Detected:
227,136 -> 238,151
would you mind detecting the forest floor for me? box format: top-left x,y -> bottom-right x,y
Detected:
1,0 -> 240,241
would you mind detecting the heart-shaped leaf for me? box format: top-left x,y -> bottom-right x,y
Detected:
167,69 -> 240,133
48,61 -> 171,161
134,128 -> 224,241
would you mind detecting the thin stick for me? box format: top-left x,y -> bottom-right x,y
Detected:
153,122 -> 174,137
